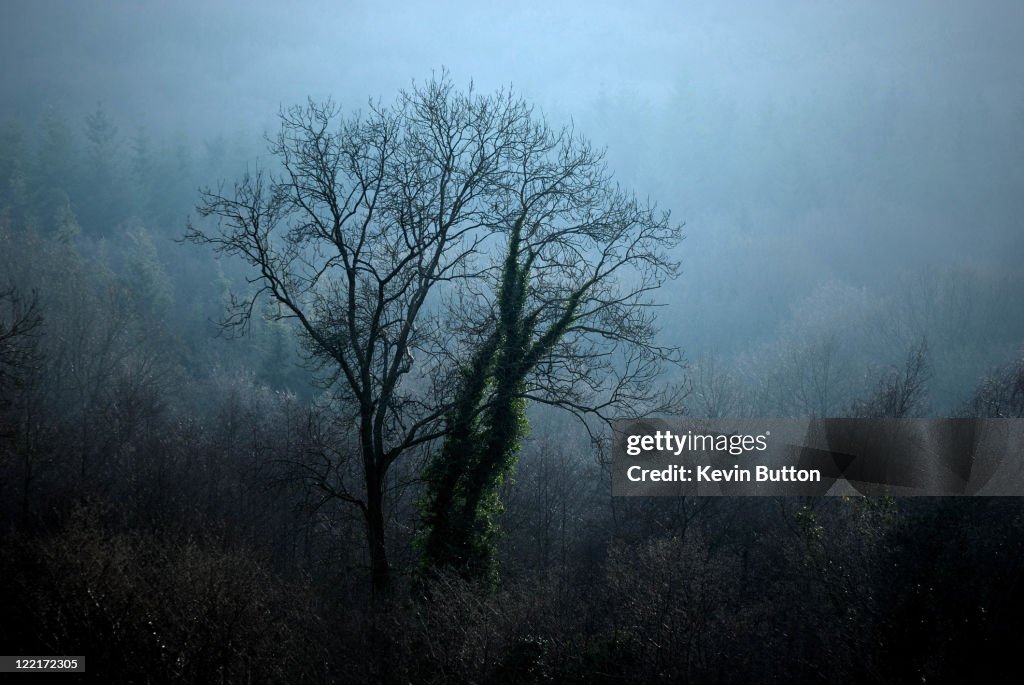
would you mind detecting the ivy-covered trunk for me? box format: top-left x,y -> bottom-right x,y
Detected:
419,213 -> 533,584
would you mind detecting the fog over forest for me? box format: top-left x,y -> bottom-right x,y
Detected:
4,1 -> 1023,379
2,1 -> 1023,682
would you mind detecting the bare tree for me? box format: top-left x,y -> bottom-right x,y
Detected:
0,286 -> 42,404
418,99 -> 684,581
964,348 -> 1024,418
0,286 -> 43,514
850,338 -> 931,418
190,78 -> 508,593
189,75 -> 684,592
689,352 -> 741,418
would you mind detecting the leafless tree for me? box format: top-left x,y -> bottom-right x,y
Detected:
850,338 -> 931,418
0,285 -> 42,393
188,75 -> 684,593
689,352 -> 741,418
964,348 -> 1024,418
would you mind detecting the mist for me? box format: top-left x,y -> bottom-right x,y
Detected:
2,1 -> 1023,681
6,0 -> 1022,361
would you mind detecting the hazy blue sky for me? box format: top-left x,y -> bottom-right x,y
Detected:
3,0 -> 1022,356
4,1 -> 1021,130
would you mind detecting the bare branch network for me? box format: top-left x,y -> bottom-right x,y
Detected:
187,75 -> 684,590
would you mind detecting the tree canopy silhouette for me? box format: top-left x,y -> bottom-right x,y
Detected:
188,74 -> 683,593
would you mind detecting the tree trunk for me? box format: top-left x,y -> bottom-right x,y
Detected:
365,468 -> 391,596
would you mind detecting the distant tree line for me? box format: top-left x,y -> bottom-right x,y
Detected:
1,83 -> 1023,682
